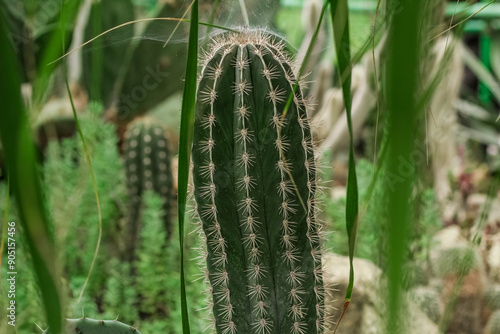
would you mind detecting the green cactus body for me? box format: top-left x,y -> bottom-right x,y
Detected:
44,317 -> 142,334
193,30 -> 324,334
124,118 -> 173,257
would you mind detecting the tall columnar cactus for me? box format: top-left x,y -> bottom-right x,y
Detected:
192,30 -> 324,334
123,117 -> 173,258
43,317 -> 142,334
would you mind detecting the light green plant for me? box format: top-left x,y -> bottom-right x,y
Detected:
412,189 -> 441,264
192,29 -> 324,334
101,259 -> 139,322
96,190 -> 208,334
43,103 -> 126,299
410,286 -> 442,324
323,159 -> 379,261
434,247 -> 476,277
0,225 -> 44,333
134,190 -> 170,314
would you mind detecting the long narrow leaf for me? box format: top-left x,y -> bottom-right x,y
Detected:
60,0 -> 104,303
0,13 -> 62,334
384,1 -> 425,332
178,1 -> 198,333
462,43 -> 500,105
328,1 -> 358,332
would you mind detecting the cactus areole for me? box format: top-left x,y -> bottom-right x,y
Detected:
192,30 -> 325,334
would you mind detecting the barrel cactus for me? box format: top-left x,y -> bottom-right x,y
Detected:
123,117 -> 174,259
192,29 -> 325,334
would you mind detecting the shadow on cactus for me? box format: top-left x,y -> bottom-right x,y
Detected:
192,29 -> 325,334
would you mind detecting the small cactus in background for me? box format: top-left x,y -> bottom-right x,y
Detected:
402,263 -> 429,290
123,117 -> 174,259
43,317 -> 142,334
410,286 -> 443,324
434,247 -> 476,277
192,30 -> 325,334
487,310 -> 500,334
485,285 -> 500,311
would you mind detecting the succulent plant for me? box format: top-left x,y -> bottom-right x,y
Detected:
402,263 -> 429,290
43,317 -> 142,334
434,247 -> 476,277
487,310 -> 500,334
192,29 -> 324,334
410,286 -> 442,324
485,285 -> 500,311
123,117 -> 173,259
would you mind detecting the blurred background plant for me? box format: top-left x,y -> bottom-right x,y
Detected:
2,0 -> 500,333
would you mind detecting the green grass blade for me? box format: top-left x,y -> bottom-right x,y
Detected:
178,2 -> 198,333
90,0 -> 103,101
429,1 -> 494,42
60,0 -> 104,305
279,1 -> 329,216
462,43 -> 500,105
32,0 -> 81,107
328,1 -> 358,330
60,0 -> 103,306
0,13 -> 62,334
63,53 -> 103,306
372,0 -> 382,162
282,1 -> 328,119
384,1 -> 425,332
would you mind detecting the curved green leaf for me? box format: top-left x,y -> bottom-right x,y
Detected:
178,1 -> 198,333
328,1 -> 358,332
0,11 -> 62,334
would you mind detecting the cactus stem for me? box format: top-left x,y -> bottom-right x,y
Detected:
194,29 -> 325,333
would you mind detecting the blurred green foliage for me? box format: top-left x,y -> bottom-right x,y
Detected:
0,103 -> 207,333
324,159 -> 440,268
